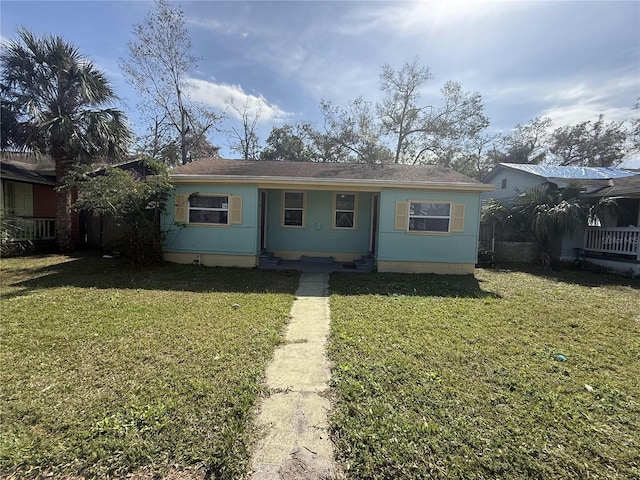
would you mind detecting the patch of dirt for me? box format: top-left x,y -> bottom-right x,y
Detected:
277,449 -> 342,480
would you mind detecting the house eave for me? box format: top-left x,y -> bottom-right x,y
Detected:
169,174 -> 495,192
482,164 -> 542,183
0,172 -> 56,186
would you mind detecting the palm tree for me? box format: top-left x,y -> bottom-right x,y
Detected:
1,30 -> 131,250
511,184 -> 585,265
482,183 -> 621,267
482,184 -> 588,266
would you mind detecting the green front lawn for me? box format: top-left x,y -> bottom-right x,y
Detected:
329,268 -> 640,479
3,256 -> 639,479
0,255 -> 299,478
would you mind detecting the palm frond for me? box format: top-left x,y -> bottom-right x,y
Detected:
1,29 -> 131,161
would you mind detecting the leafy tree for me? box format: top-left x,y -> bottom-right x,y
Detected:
68,159 -> 173,263
377,58 -> 431,163
550,115 -> 627,167
447,132 -> 497,180
260,123 -> 317,162
491,117 -> 553,165
377,59 -> 489,165
257,60 -> 488,169
413,81 -> 490,165
315,60 -> 489,167
319,97 -> 393,163
133,109 -> 220,167
120,0 -> 220,165
1,29 -> 131,251
132,112 -> 173,161
629,98 -> 640,154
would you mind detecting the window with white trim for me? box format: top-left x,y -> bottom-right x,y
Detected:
334,193 -> 356,229
283,191 -> 304,227
188,194 -> 229,224
409,202 -> 451,232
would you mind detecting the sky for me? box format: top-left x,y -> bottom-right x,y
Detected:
1,0 -> 639,167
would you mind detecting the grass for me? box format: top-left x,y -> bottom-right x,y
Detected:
0,254 -> 300,479
3,257 -> 639,479
328,266 -> 640,479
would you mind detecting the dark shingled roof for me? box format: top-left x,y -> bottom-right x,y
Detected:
0,154 -> 56,184
171,157 -> 484,186
586,172 -> 640,198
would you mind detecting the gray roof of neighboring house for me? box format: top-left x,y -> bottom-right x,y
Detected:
0,154 -> 56,185
0,154 -> 153,185
484,163 -> 636,182
170,157 -> 491,189
585,171 -> 640,198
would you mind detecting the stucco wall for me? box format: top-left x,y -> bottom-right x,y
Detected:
162,185 -> 259,256
265,189 -> 373,257
162,185 -> 484,268
377,189 -> 481,264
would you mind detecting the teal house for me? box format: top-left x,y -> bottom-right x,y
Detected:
161,158 -> 494,274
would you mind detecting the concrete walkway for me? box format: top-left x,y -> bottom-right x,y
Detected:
250,272 -> 337,480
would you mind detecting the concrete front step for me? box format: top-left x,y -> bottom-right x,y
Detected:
354,254 -> 375,271
258,252 -> 281,267
300,255 -> 334,264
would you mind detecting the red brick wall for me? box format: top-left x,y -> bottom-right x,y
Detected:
32,184 -> 82,246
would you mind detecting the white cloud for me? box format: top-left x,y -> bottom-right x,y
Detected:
539,75 -> 639,126
186,16 -> 245,37
484,71 -> 639,127
185,78 -> 292,123
186,9 -> 252,38
348,0 -> 532,36
542,103 -> 632,127
184,1 -> 639,132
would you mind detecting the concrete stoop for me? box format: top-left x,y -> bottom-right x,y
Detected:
258,252 -> 375,273
259,252 -> 281,267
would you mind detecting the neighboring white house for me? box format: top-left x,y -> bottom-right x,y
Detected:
482,163 -> 640,274
482,163 -> 635,202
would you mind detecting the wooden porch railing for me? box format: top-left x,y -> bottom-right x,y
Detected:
5,217 -> 56,241
584,227 -> 640,260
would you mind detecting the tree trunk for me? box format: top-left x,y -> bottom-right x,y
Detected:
55,157 -> 75,251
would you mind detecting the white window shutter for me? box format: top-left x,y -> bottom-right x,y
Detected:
230,196 -> 243,224
451,203 -> 465,232
174,194 -> 188,223
395,202 -> 409,230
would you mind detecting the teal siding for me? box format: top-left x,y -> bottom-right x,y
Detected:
377,189 -> 481,264
161,183 -> 484,265
162,185 -> 259,255
265,190 -> 372,255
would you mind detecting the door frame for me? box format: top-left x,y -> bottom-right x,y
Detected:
260,190 -> 268,251
369,194 -> 379,255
